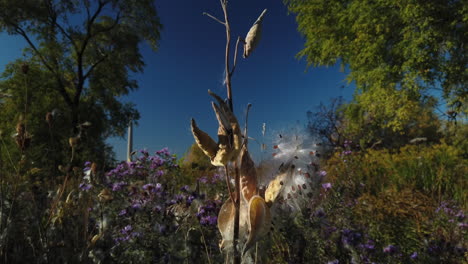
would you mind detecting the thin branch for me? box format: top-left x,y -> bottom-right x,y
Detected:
230,36 -> 244,77
83,53 -> 109,80
45,0 -> 79,52
13,26 -> 73,106
220,2 -> 233,111
202,12 -> 225,25
243,103 -> 252,146
14,27 -> 54,74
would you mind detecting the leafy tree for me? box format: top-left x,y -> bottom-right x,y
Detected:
307,97 -> 346,148
286,0 -> 467,137
0,0 -> 162,138
285,0 -> 467,102
0,60 -> 115,179
342,89 -> 442,148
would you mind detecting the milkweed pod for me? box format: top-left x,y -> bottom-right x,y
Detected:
243,9 -> 267,58
240,146 -> 258,202
190,118 -> 218,161
243,195 -> 271,255
265,174 -> 285,205
217,198 -> 235,250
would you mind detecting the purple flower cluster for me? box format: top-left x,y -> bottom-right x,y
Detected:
105,148 -> 176,182
197,200 -> 221,227
114,225 -> 141,243
435,201 -> 466,229
341,229 -> 362,247
198,173 -> 224,184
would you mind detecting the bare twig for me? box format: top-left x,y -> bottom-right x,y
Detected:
243,104 -> 252,146
230,37 -> 245,77
203,12 -> 225,25
220,2 -> 234,111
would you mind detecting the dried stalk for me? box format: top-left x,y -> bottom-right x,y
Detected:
204,1 -> 245,263
203,0 -> 249,264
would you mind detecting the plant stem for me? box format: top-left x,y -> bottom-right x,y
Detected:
220,0 -> 233,112
233,163 -> 241,264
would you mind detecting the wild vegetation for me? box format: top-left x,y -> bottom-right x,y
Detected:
0,0 -> 467,263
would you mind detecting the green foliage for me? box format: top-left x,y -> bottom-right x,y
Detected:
0,0 -> 162,139
285,0 -> 467,103
342,89 -> 442,148
0,60 -> 117,174
287,0 -> 467,144
325,142 -> 467,205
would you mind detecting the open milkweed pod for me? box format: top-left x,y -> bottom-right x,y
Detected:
240,146 -> 258,203
190,118 -> 218,160
209,90 -> 242,166
243,195 -> 271,256
218,198 -> 235,250
190,91 -> 242,167
264,162 -> 294,205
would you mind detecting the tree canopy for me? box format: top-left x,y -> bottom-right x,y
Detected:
0,0 -> 162,135
0,0 -> 162,167
285,0 -> 467,115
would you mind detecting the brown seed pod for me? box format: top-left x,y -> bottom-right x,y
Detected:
69,136 -> 80,148
240,146 -> 258,202
243,195 -> 271,255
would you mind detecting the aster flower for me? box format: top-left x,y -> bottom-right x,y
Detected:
322,182 -> 332,191
79,182 -> 92,191
383,244 -> 397,254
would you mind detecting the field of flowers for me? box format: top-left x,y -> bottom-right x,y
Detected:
1,133 -> 466,263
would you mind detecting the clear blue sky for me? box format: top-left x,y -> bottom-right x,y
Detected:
0,0 -> 354,160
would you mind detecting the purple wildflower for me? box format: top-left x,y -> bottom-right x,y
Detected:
211,173 -> 223,183
319,170 -> 327,177
118,209 -> 127,216
79,182 -> 92,191
199,176 -> 208,184
121,225 -> 132,234
383,244 -> 397,254
142,183 -> 155,192
410,252 -> 418,259
200,215 -> 217,226
314,208 -> 326,218
322,182 -> 332,191
112,181 -> 127,191
186,195 -> 195,205
131,201 -> 143,209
